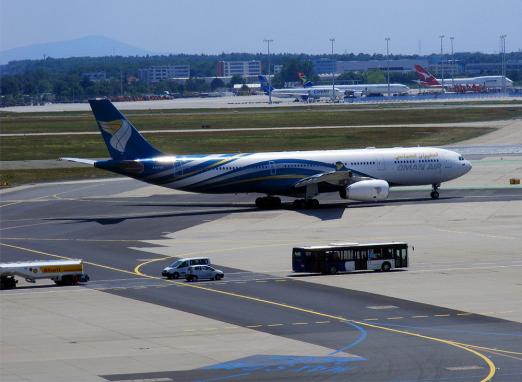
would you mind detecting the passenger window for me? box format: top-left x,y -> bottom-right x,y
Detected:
179,261 -> 188,268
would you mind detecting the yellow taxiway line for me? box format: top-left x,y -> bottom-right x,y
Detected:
1,241 -> 497,382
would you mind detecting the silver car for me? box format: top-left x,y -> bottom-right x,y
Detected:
185,265 -> 224,282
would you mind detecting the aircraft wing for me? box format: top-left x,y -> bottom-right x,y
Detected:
59,157 -> 96,165
294,162 -> 370,188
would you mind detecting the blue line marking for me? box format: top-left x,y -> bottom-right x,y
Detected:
330,320 -> 368,355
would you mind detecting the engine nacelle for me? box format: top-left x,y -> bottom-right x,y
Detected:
344,179 -> 389,201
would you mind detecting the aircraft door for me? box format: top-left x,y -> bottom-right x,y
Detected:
269,161 -> 276,176
377,160 -> 385,171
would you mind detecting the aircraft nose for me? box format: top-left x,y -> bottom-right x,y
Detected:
463,160 -> 472,174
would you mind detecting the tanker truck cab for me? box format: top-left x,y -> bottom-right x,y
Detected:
162,257 -> 211,279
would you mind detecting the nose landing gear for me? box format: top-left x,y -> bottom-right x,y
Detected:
430,184 -> 440,199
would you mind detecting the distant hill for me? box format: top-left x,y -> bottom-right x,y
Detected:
0,35 -> 158,64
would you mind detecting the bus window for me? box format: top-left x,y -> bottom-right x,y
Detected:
347,250 -> 353,261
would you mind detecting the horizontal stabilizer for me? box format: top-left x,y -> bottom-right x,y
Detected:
59,157 -> 96,165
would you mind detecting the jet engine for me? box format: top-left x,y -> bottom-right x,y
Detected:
342,179 -> 389,201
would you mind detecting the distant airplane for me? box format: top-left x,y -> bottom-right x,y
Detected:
259,75 -> 409,101
258,75 -> 344,101
62,99 -> 472,209
414,64 -> 513,90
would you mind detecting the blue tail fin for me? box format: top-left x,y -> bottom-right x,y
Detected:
258,75 -> 273,94
89,99 -> 162,160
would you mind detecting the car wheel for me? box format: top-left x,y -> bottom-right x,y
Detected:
214,274 -> 221,281
192,276 -> 198,282
172,272 -> 179,279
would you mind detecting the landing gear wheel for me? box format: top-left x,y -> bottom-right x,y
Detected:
294,199 -> 319,209
293,199 -> 305,209
255,197 -> 264,208
256,196 -> 281,209
430,191 -> 439,199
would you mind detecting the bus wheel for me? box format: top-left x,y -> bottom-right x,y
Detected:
381,262 -> 391,272
329,266 -> 338,274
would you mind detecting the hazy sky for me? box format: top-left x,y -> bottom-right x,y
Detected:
1,0 -> 521,55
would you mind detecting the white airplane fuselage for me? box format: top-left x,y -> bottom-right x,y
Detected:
431,76 -> 513,89
99,147 -> 471,197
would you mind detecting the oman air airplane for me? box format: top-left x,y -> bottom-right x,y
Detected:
62,99 -> 472,209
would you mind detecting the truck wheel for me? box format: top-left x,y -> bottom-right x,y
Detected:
1,276 -> 17,290
329,266 -> 338,274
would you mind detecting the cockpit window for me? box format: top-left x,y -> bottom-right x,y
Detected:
458,156 -> 464,161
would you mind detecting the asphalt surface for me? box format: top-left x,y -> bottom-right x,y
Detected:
1,180 -> 521,381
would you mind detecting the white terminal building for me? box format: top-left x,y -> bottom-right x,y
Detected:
138,65 -> 191,83
216,60 -> 262,77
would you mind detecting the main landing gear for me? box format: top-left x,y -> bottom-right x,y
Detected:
255,196 -> 281,209
293,199 -> 320,209
430,184 -> 440,200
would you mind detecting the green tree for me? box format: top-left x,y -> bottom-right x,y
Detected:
229,75 -> 244,87
210,77 -> 225,90
366,70 -> 386,84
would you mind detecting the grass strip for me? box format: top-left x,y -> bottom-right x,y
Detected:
1,106 -> 520,134
0,126 -> 494,161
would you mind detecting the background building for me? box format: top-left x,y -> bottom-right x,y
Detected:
216,60 -> 261,77
312,58 -> 429,74
138,65 -> 190,83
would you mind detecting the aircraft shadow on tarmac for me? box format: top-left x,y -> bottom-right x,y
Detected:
45,196 -> 460,225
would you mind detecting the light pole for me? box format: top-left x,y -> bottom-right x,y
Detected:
263,39 -> 273,104
330,38 -> 335,102
500,34 -> 507,94
450,36 -> 455,91
439,35 -> 445,92
385,37 -> 391,96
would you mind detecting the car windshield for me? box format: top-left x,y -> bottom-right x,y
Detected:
169,260 -> 182,268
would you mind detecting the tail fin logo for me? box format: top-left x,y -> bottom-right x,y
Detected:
99,119 -> 132,153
